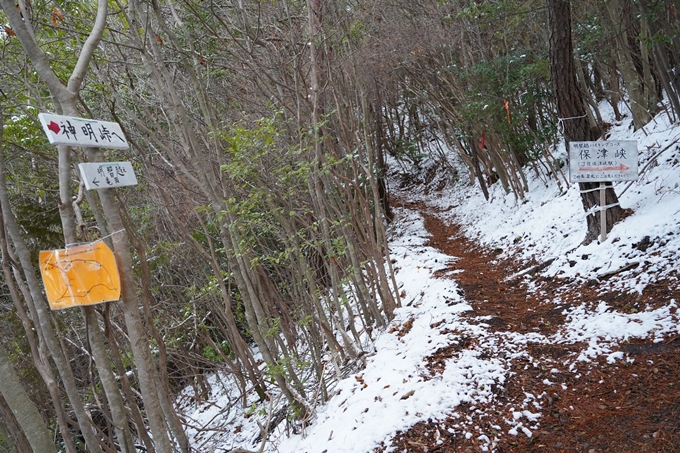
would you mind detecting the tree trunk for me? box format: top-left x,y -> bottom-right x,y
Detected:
603,0 -> 653,129
547,0 -> 623,244
637,0 -> 680,121
86,169 -> 175,453
0,393 -> 32,453
0,344 -> 56,453
48,128 -> 135,453
470,140 -> 490,201
609,58 -> 623,121
83,307 -> 136,453
0,113 -> 83,453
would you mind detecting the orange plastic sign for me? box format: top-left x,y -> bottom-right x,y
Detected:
39,241 -> 120,310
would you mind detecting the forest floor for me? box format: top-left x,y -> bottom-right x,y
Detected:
379,200 -> 680,453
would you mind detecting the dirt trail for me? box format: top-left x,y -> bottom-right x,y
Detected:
380,202 -> 680,453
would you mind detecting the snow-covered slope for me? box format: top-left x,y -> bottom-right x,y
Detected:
429,102 -> 680,294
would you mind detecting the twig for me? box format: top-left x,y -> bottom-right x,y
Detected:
509,257 -> 558,280
597,262 -> 640,280
255,393 -> 283,453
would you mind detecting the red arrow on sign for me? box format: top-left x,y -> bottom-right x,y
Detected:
579,163 -> 630,172
47,121 -> 60,134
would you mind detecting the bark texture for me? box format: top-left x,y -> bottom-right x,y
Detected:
547,0 -> 623,244
0,344 -> 56,453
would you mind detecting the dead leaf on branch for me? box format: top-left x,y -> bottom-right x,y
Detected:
51,8 -> 63,28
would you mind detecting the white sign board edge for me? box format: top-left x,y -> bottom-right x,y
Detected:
78,162 -> 138,191
38,113 -> 129,150
568,140 -> 638,183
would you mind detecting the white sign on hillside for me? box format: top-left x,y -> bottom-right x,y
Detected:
38,113 -> 129,149
569,140 -> 638,183
78,162 -> 138,190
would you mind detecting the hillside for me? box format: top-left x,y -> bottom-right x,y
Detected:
4,2 -> 680,451
179,104 -> 680,452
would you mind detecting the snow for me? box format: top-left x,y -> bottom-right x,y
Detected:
178,101 -> 680,452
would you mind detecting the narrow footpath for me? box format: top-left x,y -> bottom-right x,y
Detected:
380,202 -> 680,453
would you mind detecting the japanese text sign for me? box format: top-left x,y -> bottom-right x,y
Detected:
78,162 -> 138,190
39,241 -> 121,310
569,140 -> 638,183
38,113 -> 129,149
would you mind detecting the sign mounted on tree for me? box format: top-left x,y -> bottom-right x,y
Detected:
38,113 -> 129,149
78,162 -> 138,190
569,140 -> 638,243
39,241 -> 121,310
568,140 -> 638,183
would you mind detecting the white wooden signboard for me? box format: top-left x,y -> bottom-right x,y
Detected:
568,140 -> 638,183
38,113 -> 129,150
78,162 -> 138,190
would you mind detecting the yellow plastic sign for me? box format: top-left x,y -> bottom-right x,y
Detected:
39,241 -> 120,310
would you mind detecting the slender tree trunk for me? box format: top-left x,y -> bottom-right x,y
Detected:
471,141 -> 490,201
117,199 -> 191,453
637,0 -> 680,121
603,0 -> 653,129
0,344 -> 56,453
86,165 -> 175,453
102,307 -> 158,453
0,401 -> 25,453
83,307 -> 136,453
609,58 -> 623,121
573,51 -> 603,136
